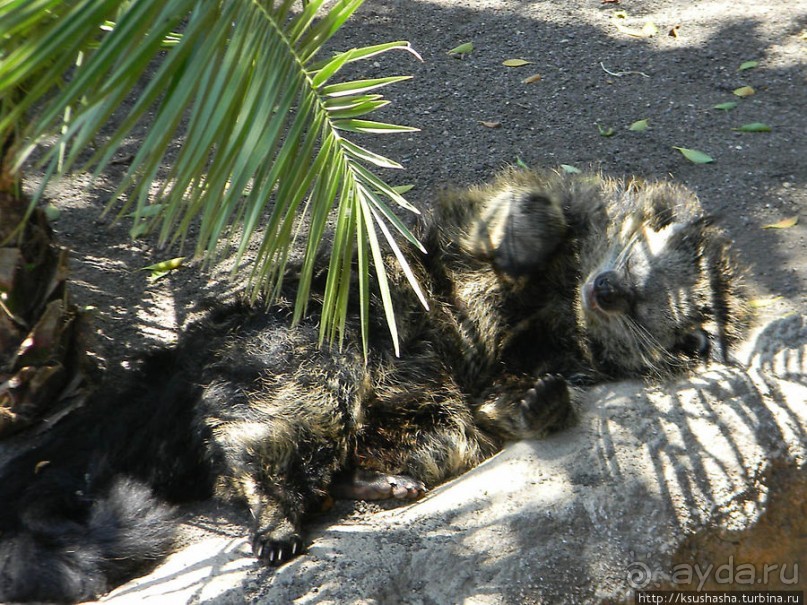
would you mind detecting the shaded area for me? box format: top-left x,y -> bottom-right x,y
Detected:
21,0 -> 804,382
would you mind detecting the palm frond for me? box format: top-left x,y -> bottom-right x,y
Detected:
0,0 -> 423,352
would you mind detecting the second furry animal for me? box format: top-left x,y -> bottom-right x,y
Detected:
0,169 -> 749,602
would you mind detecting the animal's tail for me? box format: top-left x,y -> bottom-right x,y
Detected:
0,475 -> 177,603
0,349 -> 207,603
0,478 -> 175,602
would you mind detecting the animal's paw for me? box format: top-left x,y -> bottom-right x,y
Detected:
331,468 -> 427,501
519,374 -> 572,432
252,527 -> 304,566
371,473 -> 427,500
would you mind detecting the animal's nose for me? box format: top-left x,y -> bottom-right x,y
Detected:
592,271 -> 626,312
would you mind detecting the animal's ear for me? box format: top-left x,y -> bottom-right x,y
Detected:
698,225 -> 752,363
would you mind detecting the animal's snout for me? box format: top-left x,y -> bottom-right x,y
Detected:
586,271 -> 630,315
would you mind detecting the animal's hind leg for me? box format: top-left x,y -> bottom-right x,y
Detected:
353,362 -> 501,489
450,171 -> 570,276
330,468 -> 426,501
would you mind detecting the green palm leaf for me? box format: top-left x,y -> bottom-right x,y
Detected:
0,0 -> 423,351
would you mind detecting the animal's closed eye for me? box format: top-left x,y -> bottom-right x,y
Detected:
676,328 -> 711,358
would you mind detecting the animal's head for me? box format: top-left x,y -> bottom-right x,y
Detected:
577,180 -> 750,378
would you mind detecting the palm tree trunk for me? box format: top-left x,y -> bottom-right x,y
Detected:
0,131 -> 91,436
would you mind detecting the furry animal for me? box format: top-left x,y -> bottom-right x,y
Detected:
0,168 -> 749,602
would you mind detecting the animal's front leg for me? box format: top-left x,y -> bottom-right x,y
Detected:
237,474 -> 304,565
474,373 -> 575,440
210,417 -> 335,567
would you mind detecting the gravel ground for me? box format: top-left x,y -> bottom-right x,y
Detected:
33,0 -> 807,366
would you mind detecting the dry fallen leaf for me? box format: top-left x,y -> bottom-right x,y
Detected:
502,58 -> 531,67
521,73 -> 542,84
733,122 -> 772,133
762,216 -> 799,229
629,119 -> 649,132
641,21 -> 658,37
613,13 -> 658,38
141,257 -> 186,280
479,120 -> 502,129
673,146 -> 714,164
447,42 -> 474,58
733,85 -> 756,97
598,124 -> 616,137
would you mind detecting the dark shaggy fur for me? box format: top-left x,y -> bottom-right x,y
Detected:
0,169 -> 749,602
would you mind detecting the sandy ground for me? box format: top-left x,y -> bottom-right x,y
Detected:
18,0 -> 807,601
